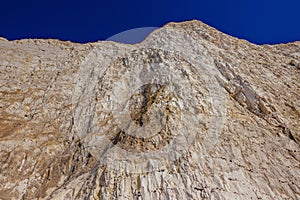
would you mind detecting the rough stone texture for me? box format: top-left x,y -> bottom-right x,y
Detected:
0,20 -> 299,199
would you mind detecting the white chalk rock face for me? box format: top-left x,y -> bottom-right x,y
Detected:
0,21 -> 299,200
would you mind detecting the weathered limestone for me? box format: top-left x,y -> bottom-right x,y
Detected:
0,20 -> 299,199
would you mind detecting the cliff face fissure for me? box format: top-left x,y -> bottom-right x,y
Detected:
214,58 -> 299,144
0,20 -> 299,199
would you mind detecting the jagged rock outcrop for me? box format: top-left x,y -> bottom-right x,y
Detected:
0,20 -> 299,200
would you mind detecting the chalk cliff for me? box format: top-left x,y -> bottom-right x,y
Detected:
0,20 -> 299,199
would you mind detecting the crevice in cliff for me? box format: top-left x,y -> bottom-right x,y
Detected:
214,59 -> 298,144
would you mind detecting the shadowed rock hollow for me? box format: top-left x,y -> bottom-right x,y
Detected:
0,20 -> 299,199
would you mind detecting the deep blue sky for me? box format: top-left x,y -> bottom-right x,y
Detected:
0,0 -> 299,44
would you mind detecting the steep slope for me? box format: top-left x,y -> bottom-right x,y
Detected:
0,20 -> 299,199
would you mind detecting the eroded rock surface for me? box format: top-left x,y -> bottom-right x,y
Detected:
0,20 -> 299,199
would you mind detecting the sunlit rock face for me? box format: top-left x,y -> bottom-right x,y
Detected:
0,20 -> 299,200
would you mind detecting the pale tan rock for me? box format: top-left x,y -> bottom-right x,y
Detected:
0,20 -> 299,200
0,37 -> 8,42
